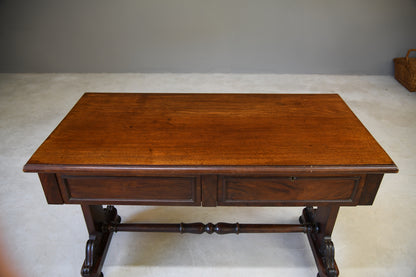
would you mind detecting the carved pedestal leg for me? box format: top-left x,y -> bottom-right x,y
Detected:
300,206 -> 339,277
80,205 -> 121,277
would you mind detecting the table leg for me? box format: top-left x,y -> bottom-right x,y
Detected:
300,205 -> 340,277
80,205 -> 121,277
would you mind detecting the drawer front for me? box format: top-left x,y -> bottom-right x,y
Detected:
218,176 -> 361,206
59,175 -> 201,205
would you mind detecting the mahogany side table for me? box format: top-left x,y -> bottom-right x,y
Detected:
23,93 -> 398,277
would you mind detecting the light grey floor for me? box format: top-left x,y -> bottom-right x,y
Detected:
0,74 -> 415,277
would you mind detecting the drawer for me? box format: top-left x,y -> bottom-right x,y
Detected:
59,175 -> 201,205
218,176 -> 361,206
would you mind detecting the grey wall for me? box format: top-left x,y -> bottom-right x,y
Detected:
1,0 -> 415,74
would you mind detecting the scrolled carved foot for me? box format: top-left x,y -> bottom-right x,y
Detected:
81,233 -> 108,277
320,237 -> 338,277
81,239 -> 96,276
81,205 -> 117,277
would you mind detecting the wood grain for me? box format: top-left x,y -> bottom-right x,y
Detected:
24,93 -> 397,174
218,176 -> 361,206
38,173 -> 64,204
22,93 -> 399,277
60,175 -> 200,205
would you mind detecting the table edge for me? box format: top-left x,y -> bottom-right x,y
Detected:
23,163 -> 399,174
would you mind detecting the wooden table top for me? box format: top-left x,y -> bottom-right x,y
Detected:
24,93 -> 397,174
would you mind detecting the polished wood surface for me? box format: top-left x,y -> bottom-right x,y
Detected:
218,176 -> 361,206
24,93 -> 397,174
61,175 -> 201,205
23,93 -> 398,277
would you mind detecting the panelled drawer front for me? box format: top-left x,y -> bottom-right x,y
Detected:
60,175 -> 201,205
218,176 -> 361,206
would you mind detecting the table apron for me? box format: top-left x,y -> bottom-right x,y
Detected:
34,173 -> 382,207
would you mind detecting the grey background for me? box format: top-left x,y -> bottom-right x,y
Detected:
1,0 -> 415,74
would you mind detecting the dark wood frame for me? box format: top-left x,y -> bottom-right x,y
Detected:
24,93 -> 398,277
30,171 -> 393,277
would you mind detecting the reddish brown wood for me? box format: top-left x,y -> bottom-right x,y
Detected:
359,174 -> 384,205
60,175 -> 200,205
301,206 -> 340,277
23,93 -> 399,277
38,173 -> 64,204
218,176 -> 361,206
23,93 -> 397,174
81,205 -> 120,277
109,222 -> 311,234
24,164 -> 398,174
201,175 -> 217,207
